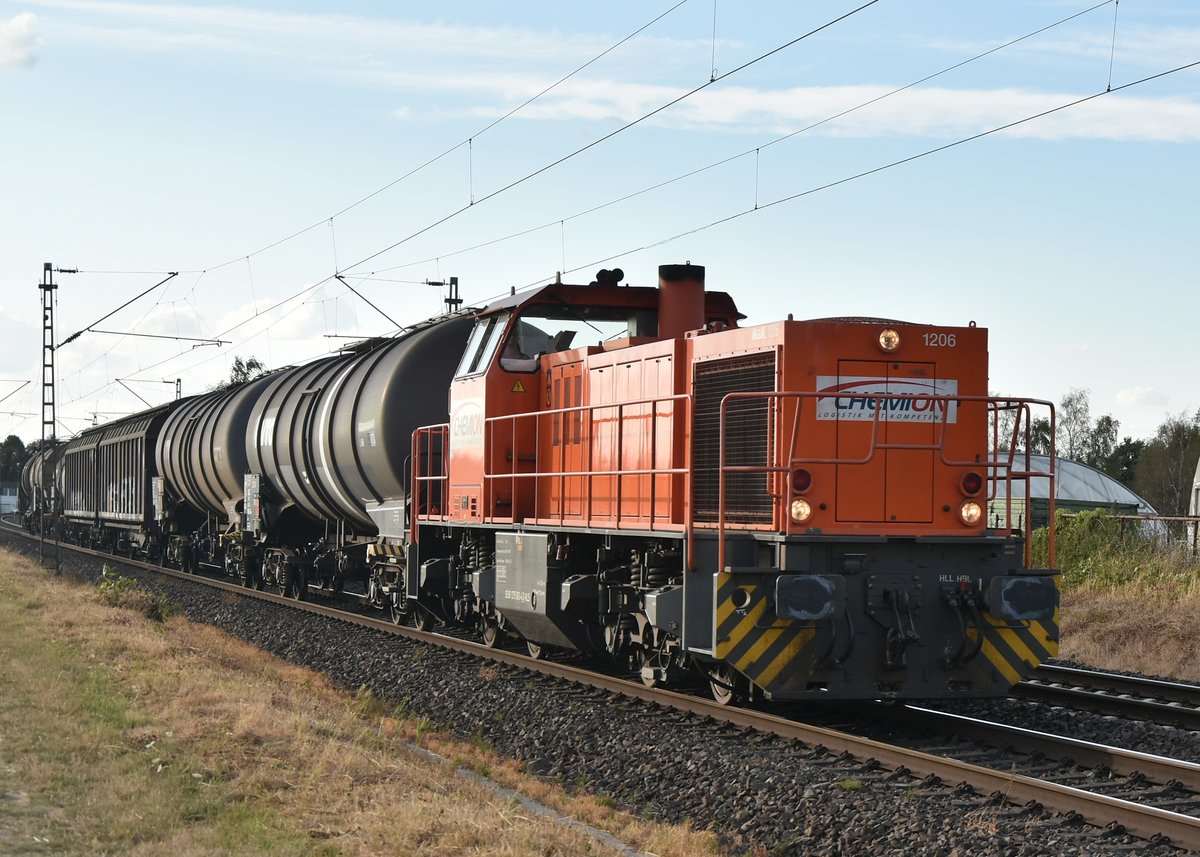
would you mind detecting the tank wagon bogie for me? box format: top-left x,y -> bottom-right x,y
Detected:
25,262 -> 1059,706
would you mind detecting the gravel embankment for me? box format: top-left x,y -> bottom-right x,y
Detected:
4,533 -> 1187,856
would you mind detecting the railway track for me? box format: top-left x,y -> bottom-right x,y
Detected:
5,519 -> 1200,852
1019,664 -> 1200,731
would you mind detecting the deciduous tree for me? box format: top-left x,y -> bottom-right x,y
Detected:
1134,410 -> 1200,516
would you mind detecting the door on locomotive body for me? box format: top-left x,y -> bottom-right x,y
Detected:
833,359 -> 938,525
544,357 -> 586,520
445,311 -> 507,524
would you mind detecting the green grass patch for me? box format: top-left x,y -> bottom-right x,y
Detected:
1032,509 -> 1200,597
0,562 -> 321,855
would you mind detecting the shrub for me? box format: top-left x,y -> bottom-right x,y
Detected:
97,566 -> 176,623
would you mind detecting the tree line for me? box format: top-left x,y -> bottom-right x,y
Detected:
1020,389 -> 1200,517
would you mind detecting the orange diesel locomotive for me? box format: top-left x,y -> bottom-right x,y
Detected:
402,264 -> 1058,702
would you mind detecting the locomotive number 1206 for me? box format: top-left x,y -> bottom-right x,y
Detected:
923,332 -> 957,347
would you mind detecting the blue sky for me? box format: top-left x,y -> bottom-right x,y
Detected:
0,0 -> 1196,444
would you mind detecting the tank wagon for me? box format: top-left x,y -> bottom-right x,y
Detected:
153,314 -> 474,594
27,263 -> 1059,703
19,443 -> 63,533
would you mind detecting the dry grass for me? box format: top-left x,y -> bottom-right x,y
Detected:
1061,586 -> 1200,681
0,547 -> 721,856
1034,511 -> 1200,680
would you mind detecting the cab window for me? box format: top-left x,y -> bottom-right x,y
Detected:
454,312 -> 509,378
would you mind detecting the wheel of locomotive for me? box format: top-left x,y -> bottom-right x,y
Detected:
526,640 -> 545,660
294,566 -> 309,602
411,604 -> 436,632
637,632 -> 666,688
278,563 -> 293,598
707,663 -> 743,706
481,618 -> 501,649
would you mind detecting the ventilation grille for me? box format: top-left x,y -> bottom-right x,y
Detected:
693,353 -> 776,524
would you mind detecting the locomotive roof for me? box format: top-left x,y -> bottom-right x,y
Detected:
477,279 -> 743,321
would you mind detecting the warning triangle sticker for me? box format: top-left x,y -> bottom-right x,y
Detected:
511,380 -> 526,393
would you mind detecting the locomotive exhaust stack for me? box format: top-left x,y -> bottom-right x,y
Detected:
657,263 -> 706,339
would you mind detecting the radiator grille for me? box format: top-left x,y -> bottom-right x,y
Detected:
693,353 -> 776,524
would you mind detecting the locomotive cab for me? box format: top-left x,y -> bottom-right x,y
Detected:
438,271 -> 740,525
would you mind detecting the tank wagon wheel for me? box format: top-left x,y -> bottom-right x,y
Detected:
411,605 -> 436,632
526,641 -> 545,660
707,663 -> 745,707
293,567 -> 309,602
279,565 -> 307,601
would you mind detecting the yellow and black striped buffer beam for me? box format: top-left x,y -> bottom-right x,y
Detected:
714,571 -> 819,694
965,608 -> 1060,689
367,542 -> 406,561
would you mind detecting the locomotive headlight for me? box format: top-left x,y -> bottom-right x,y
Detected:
959,500 -> 983,526
878,328 -> 901,353
789,498 -> 812,523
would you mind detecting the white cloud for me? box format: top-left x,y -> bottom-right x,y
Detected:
1116,386 -> 1168,408
0,12 -> 39,68
25,1 -> 1200,143
1063,342 -> 1091,353
462,79 -> 1200,143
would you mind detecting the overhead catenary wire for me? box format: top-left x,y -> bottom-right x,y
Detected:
526,57 -> 1200,291
57,0 -> 881,415
342,0 -> 884,275
41,2 -> 700,423
36,2 -> 1184,436
191,0 -> 693,276
348,0 -> 1117,281
76,40 -> 1191,418
60,272 -> 179,347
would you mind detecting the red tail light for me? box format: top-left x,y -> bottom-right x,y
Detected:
791,468 -> 813,494
959,471 -> 983,496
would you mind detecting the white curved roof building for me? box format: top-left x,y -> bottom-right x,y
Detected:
991,453 -> 1157,515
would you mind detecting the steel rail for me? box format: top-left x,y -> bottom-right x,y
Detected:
3,518 -> 1199,850
1015,676 -> 1200,732
1032,663 -> 1200,707
891,704 -> 1200,791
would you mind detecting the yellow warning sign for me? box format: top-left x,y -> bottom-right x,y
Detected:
511,380 -> 526,393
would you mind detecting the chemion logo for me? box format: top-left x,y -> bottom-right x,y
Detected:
815,377 -> 958,423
